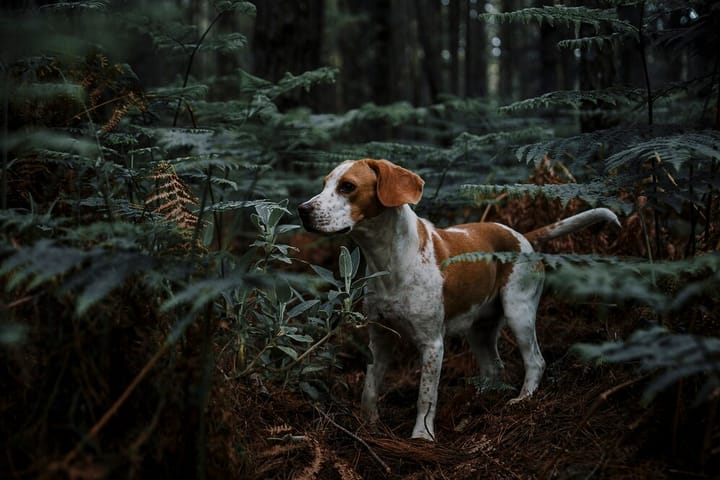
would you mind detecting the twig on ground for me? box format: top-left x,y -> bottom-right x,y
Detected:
314,406 -> 391,475
572,373 -> 650,437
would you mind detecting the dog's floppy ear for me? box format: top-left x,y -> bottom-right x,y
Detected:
365,159 -> 424,207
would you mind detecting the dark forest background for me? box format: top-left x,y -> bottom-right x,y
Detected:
1,1 -> 720,479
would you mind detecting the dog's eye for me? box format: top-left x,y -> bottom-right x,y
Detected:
338,182 -> 356,194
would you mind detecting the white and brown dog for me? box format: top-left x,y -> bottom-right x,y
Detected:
298,158 -> 619,441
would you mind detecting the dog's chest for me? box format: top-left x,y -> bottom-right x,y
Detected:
363,257 -> 446,341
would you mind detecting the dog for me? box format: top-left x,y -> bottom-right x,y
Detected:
298,158 -> 620,441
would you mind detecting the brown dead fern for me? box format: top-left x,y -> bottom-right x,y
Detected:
145,162 -> 200,232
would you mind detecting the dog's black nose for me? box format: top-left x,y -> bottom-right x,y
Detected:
298,202 -> 314,230
298,202 -> 313,216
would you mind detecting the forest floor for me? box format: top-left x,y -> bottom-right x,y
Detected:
211,187 -> 719,479
217,294 -> 716,479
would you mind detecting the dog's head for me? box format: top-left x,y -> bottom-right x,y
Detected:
298,159 -> 424,234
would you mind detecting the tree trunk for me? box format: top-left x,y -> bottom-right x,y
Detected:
449,0 -> 461,96
498,0 -> 516,100
252,0 -> 325,109
414,0 -> 443,103
536,0 -> 559,96
465,2 -> 487,97
368,0 -> 394,105
578,0 -> 616,131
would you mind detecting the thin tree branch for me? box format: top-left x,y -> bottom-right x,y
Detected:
314,406 -> 391,474
173,11 -> 224,127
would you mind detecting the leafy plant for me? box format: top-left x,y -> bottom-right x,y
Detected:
575,327 -> 720,404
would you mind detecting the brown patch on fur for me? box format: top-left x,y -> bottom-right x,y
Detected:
431,223 -> 521,320
338,161 -> 385,223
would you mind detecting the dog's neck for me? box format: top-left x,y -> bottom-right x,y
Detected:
350,205 -> 421,293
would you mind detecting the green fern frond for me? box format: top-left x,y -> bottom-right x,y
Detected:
1,240 -> 90,291
605,130 -> 720,171
167,155 -> 270,172
574,327 -> 720,404
442,250 -> 629,270
452,128 -> 552,151
461,181 -> 633,213
514,124 -> 683,166
482,5 -> 636,34
261,67 -> 338,99
213,0 -> 257,16
0,209 -> 68,238
61,251 -> 155,316
443,251 -> 720,312
6,130 -> 99,158
40,0 -> 110,10
13,82 -> 86,103
430,96 -> 493,116
557,31 -> 632,50
1,237 -> 162,315
500,87 -> 645,113
196,32 -> 247,54
148,84 -> 209,102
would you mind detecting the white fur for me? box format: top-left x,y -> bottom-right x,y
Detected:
300,161 -> 355,233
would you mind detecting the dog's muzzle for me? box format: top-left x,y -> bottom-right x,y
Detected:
297,202 -> 351,235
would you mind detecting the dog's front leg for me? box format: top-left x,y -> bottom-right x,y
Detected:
361,325 -> 395,424
411,337 -> 444,441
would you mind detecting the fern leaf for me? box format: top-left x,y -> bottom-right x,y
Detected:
261,67 -> 338,99
557,31 -> 631,50
40,1 -> 110,10
453,128 -> 552,151
605,130 -> 720,171
442,252 -> 720,312
461,181 -> 633,213
148,84 -> 209,102
146,162 -> 200,231
574,327 -> 720,404
1,240 -> 90,291
482,5 -> 635,34
214,0 -> 257,16
500,88 -> 645,113
62,251 -> 154,316
513,124 -> 688,167
196,32 -> 247,54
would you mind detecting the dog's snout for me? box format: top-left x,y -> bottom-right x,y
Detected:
298,202 -> 313,215
298,201 -> 316,231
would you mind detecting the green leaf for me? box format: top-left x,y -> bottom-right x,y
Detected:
276,345 -> 298,360
286,334 -> 314,343
310,265 -> 338,286
339,246 -> 353,280
287,299 -> 320,319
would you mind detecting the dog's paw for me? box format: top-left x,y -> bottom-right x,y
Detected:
411,427 -> 435,442
507,390 -> 535,405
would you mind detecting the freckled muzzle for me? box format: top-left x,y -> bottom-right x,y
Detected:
297,201 -> 352,235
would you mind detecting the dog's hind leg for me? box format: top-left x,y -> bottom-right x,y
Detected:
501,261 -> 545,404
467,308 -> 505,383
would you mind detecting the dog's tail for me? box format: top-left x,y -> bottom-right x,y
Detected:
524,208 -> 621,244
